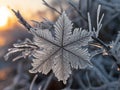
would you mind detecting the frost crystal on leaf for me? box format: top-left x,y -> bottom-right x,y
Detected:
4,38 -> 40,61
29,11 -> 92,84
5,11 -> 92,84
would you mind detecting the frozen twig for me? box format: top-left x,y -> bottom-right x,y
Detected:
87,12 -> 92,32
29,74 -> 38,90
92,36 -> 110,51
96,5 -> 104,37
43,73 -> 54,90
12,9 -> 32,30
68,1 -> 88,22
42,0 -> 61,15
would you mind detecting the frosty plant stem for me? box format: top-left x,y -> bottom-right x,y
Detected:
12,9 -> 32,30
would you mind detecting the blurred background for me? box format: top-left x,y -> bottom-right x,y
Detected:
0,0 -> 47,54
0,0 -> 120,90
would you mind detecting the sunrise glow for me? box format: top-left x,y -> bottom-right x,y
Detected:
0,6 -> 12,27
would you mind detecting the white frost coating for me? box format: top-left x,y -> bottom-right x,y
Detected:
5,11 -> 92,84
29,12 -> 92,84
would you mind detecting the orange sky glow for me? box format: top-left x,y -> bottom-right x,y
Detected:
0,0 -> 52,29
0,0 -> 52,47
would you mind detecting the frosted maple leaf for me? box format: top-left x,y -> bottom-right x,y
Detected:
5,11 -> 92,84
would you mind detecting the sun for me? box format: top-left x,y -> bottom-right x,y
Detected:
0,6 -> 11,27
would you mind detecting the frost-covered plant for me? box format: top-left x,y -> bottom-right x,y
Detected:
5,11 -> 93,84
4,0 -> 120,88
